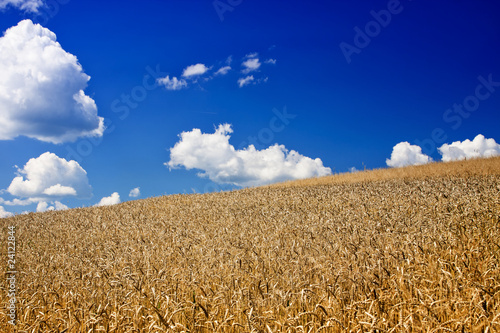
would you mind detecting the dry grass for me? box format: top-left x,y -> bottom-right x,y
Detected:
1,157 -> 499,332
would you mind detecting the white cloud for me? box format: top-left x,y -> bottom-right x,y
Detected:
238,75 -> 254,88
129,187 -> 140,198
7,152 -> 92,200
241,58 -> 261,74
438,134 -> 500,162
0,20 -> 104,144
36,200 -> 69,212
0,198 -> 36,206
0,0 -> 43,13
95,192 -> 121,207
42,184 -> 77,196
265,58 -> 277,65
245,52 -> 258,59
0,206 -> 13,218
182,63 -> 209,77
349,166 -> 359,173
215,66 -> 231,76
386,142 -> 432,168
166,124 -> 332,187
157,75 -> 188,90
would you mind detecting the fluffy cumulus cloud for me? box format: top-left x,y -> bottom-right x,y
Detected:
166,124 -> 332,187
182,63 -> 209,77
7,152 -> 92,200
0,206 -> 14,218
129,187 -> 140,198
156,75 -> 187,90
386,142 -> 432,168
241,57 -> 261,74
438,134 -> 500,162
95,192 -> 121,207
0,20 -> 104,143
36,201 -> 68,212
0,0 -> 43,13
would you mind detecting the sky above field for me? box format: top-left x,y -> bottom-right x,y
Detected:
1,0 -> 500,216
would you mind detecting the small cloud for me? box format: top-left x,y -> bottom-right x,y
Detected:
241,58 -> 261,74
386,142 -> 432,168
265,58 -> 277,65
182,63 -> 209,77
95,192 -> 121,207
438,134 -> 500,162
0,0 -> 43,13
349,167 -> 359,173
225,55 -> 233,65
215,66 -> 231,76
238,75 -> 254,88
157,76 -> 188,90
129,187 -> 140,198
0,206 -> 13,218
245,52 -> 258,59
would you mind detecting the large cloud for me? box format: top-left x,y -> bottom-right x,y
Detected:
438,134 -> 500,162
166,124 -> 332,187
95,192 -> 121,206
0,19 -> 104,143
7,152 -> 92,200
0,0 -> 42,13
386,142 -> 432,168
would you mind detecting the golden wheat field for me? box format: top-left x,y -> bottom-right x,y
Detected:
1,157 -> 500,332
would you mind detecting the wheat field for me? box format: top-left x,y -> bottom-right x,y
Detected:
1,157 -> 499,332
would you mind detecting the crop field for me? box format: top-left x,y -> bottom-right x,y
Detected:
1,157 -> 499,332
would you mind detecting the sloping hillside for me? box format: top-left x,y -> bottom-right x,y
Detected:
1,157 -> 499,332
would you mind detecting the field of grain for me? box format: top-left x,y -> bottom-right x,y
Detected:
1,157 -> 499,332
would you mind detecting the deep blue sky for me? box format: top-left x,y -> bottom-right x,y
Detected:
1,0 -> 499,214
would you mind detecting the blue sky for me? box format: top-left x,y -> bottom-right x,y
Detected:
1,0 -> 499,215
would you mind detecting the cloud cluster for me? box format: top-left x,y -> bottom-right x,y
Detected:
0,0 -> 43,13
0,206 -> 13,218
387,134 -> 500,167
156,75 -> 187,90
438,134 -> 500,162
7,152 -> 92,200
0,20 -> 104,143
166,124 -> 332,187
386,142 -> 433,168
36,201 -> 68,212
95,192 -> 121,206
158,51 -> 275,90
129,187 -> 140,198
